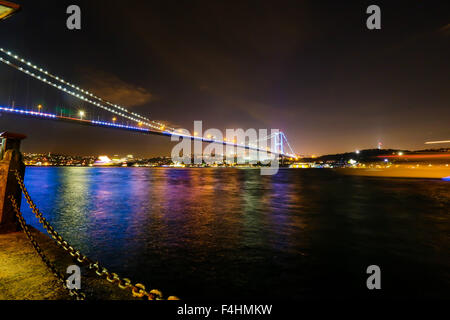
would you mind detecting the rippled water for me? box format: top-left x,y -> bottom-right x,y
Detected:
21,167 -> 450,300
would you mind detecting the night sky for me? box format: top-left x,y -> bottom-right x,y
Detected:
0,0 -> 449,157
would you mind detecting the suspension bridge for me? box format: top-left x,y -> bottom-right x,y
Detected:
0,45 -> 299,300
0,47 -> 298,159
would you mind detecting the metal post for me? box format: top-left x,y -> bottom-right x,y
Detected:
0,132 -> 26,234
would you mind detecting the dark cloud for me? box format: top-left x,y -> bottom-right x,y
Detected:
81,69 -> 154,107
439,23 -> 450,36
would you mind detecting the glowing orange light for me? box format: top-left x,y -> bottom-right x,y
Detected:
378,153 -> 450,159
0,1 -> 21,20
426,140 -> 450,145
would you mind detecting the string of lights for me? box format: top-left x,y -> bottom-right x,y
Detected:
0,47 -> 174,131
0,106 -> 56,119
0,105 -> 152,133
0,53 -> 172,131
0,105 -> 296,157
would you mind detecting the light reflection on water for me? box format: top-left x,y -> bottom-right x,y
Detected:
22,167 -> 450,299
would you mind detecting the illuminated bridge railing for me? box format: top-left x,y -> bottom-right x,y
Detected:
0,105 -> 296,157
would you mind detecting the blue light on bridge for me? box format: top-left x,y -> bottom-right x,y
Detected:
91,120 -> 151,132
0,106 -> 151,133
0,107 -> 296,157
0,106 -> 57,119
443,176 -> 450,181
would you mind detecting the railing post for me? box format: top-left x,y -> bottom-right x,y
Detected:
0,132 -> 26,234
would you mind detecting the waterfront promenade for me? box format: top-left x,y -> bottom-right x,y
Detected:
0,227 -> 131,300
0,227 -> 70,300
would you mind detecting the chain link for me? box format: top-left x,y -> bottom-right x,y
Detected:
9,195 -> 86,300
12,170 -> 179,301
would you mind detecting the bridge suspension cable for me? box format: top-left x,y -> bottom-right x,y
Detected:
0,47 -> 298,157
281,132 -> 297,156
0,47 -> 175,131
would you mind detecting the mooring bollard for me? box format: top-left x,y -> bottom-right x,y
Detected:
0,132 -> 26,234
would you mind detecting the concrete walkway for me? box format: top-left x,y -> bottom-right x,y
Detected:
0,227 -> 134,300
0,228 -> 71,300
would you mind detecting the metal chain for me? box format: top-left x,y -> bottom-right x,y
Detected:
9,195 -> 86,300
13,170 -> 179,301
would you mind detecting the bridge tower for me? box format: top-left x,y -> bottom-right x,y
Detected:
273,132 -> 285,156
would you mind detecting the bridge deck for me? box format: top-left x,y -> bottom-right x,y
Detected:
0,108 -> 295,157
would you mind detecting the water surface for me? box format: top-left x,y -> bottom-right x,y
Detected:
22,167 -> 450,299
